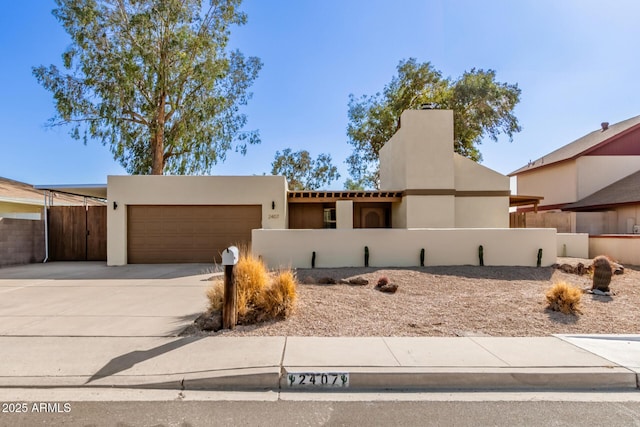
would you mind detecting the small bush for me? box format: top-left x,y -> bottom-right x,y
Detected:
546,281 -> 583,315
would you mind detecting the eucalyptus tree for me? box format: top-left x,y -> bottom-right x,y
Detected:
271,148 -> 340,191
34,0 -> 262,174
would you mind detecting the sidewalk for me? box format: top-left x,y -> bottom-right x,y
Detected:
0,335 -> 638,392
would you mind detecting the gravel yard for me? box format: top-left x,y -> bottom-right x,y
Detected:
189,258 -> 640,337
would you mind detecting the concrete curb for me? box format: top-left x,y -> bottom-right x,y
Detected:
281,367 -> 638,391
3,367 -> 635,392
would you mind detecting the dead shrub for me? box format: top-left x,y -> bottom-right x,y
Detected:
206,279 -> 224,312
545,281 -> 583,315
234,253 -> 270,318
256,269 -> 298,320
205,252 -> 298,326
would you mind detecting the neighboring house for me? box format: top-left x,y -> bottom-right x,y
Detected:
99,109 -> 557,267
0,177 -> 105,267
509,115 -> 640,234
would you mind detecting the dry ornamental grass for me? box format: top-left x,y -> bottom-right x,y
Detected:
191,258 -> 640,338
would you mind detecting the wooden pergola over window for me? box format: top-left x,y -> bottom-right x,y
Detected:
288,191 -> 403,203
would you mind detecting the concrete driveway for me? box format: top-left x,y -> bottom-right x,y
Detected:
0,262 -> 216,337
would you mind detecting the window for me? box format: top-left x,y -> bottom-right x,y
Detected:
323,208 -> 336,228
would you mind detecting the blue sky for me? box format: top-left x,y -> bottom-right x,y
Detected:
1,0 -> 639,188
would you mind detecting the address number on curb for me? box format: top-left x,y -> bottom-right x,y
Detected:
287,372 -> 349,388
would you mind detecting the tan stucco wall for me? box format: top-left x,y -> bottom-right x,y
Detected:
556,233 -> 589,258
404,196 -> 455,228
379,110 -> 454,191
454,154 -> 509,191
380,110 -> 508,228
107,175 -> 288,265
336,200 -> 353,229
453,153 -> 509,227
253,228 -> 557,268
576,156 -> 640,200
589,236 -> 640,266
391,201 -> 407,228
455,197 -> 509,228
516,161 -> 577,206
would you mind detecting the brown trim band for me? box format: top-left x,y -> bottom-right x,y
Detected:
403,189 -> 511,197
455,191 -> 511,197
403,189 -> 455,196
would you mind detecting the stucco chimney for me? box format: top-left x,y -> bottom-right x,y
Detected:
601,122 -> 609,131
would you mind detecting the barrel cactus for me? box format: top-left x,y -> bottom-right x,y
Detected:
591,255 -> 612,292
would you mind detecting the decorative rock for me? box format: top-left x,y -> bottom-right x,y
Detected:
612,262 -> 624,275
348,277 -> 369,286
375,276 -> 390,288
303,276 -> 316,284
317,277 -> 337,284
194,311 -> 223,332
587,288 -> 614,297
377,283 -> 398,294
557,264 -> 575,274
575,263 -> 586,276
338,279 -> 350,284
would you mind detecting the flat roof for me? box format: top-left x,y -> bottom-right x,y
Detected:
34,184 -> 107,200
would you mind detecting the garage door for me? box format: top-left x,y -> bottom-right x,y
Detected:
127,205 -> 262,263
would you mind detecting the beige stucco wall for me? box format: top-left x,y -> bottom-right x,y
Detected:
391,201 -> 407,228
516,162 -> 577,206
455,197 -> 509,228
404,196 -> 455,228
380,109 -> 508,228
576,156 -> 640,200
107,175 -> 288,266
454,154 -> 509,191
589,236 -> 640,266
336,200 -> 353,229
557,233 -> 589,258
379,110 -> 454,191
253,228 -> 557,268
453,153 -> 509,227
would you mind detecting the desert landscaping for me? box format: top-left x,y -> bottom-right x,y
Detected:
183,257 -> 640,338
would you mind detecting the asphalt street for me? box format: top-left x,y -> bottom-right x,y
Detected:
3,398 -> 640,427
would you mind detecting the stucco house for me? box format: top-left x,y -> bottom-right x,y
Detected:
102,109 -> 558,267
509,115 -> 640,235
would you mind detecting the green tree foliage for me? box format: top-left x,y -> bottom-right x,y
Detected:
346,58 -> 521,188
271,148 -> 340,191
33,0 -> 262,175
